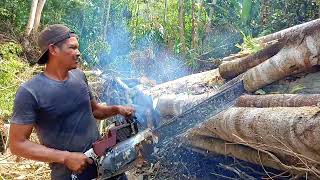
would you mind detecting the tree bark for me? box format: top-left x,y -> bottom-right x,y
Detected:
192,106 -> 320,165
178,0 -> 186,54
263,70 -> 320,94
155,92 -> 215,117
139,69 -> 225,117
243,26 -> 320,92
235,94 -> 320,107
24,0 -> 39,36
219,41 -> 284,79
143,69 -> 224,99
220,53 -> 248,62
183,134 -> 314,176
32,0 -> 46,34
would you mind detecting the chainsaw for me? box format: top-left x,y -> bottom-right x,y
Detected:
71,115 -> 157,180
73,76 -> 245,180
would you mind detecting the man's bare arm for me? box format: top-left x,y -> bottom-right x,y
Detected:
91,100 -> 135,120
10,123 -> 67,163
9,124 -> 91,174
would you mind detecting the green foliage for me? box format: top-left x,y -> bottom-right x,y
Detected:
1,0 -> 30,32
0,42 -> 34,121
1,0 -> 320,71
0,42 -> 23,120
241,0 -> 252,23
0,7 -> 10,17
258,0 -> 319,36
236,32 -> 262,54
0,0 -> 319,120
81,38 -> 111,67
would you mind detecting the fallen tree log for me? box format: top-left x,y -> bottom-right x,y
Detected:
243,26 -> 320,92
218,19 -> 320,81
235,94 -> 320,107
153,74 -> 245,117
184,107 -> 320,177
183,134 -> 316,177
144,69 -> 224,98
263,70 -> 320,94
219,41 -> 284,79
221,53 -> 249,62
189,106 -> 320,164
154,92 -> 215,117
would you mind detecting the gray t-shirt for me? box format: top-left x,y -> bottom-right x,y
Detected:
11,68 -> 100,179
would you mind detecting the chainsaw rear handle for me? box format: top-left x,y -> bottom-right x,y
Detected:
70,149 -> 99,180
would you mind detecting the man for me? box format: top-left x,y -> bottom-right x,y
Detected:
9,24 -> 134,179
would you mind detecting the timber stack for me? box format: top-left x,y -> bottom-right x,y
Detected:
146,18 -> 320,178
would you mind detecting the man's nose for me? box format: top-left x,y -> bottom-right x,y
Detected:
76,49 -> 81,56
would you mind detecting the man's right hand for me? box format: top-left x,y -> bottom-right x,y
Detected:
63,152 -> 93,174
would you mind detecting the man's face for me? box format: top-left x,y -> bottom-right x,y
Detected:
55,37 -> 80,70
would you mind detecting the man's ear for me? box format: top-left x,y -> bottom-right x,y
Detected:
48,44 -> 58,56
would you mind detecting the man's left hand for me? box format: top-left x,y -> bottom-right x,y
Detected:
117,106 -> 135,117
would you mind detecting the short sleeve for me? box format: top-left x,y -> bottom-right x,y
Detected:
11,86 -> 38,125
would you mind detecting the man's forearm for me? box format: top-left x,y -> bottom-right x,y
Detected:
10,139 -> 69,164
92,104 -> 120,120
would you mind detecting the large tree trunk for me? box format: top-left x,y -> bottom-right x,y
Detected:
243,26 -> 320,92
32,0 -> 46,34
183,134 -> 312,176
185,106 -> 320,176
24,0 -> 39,36
144,69 -> 224,99
155,92 -> 215,117
191,106 -> 320,163
219,41 -> 284,79
235,94 -> 320,107
220,19 -> 320,86
142,69 -> 224,117
264,70 -> 320,94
